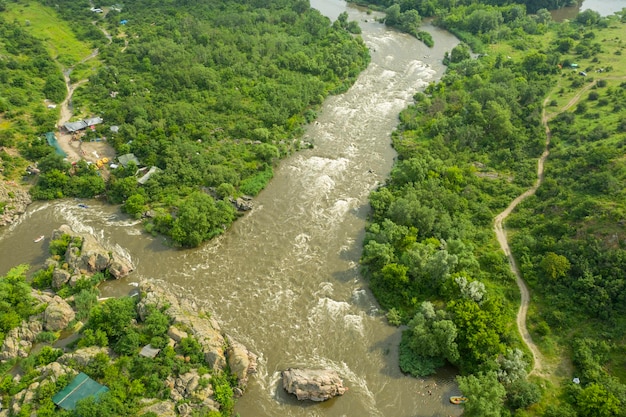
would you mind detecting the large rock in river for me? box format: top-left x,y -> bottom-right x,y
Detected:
53,225 -> 134,278
282,368 -> 347,402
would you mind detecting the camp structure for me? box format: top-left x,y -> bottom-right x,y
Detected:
118,153 -> 140,168
45,132 -> 67,157
52,372 -> 109,411
62,117 -> 103,133
139,344 -> 161,358
137,166 -> 162,184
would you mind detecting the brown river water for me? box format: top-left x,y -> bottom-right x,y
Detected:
0,1 -> 463,416
551,0 -> 626,20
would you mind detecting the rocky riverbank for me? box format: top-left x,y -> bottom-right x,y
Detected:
0,226 -> 257,416
0,181 -> 31,227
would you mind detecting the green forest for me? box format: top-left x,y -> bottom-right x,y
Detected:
355,0 -> 626,416
2,0 -> 626,416
1,0 -> 369,247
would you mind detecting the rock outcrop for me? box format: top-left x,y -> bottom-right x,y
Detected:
57,347 -> 114,368
229,196 -> 253,211
0,180 -> 31,226
0,317 -> 42,361
226,335 -> 258,392
138,400 -> 177,417
282,368 -> 347,402
52,225 -> 134,279
138,282 -> 257,388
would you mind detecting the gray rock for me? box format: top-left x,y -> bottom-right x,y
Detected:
43,297 -> 75,331
108,256 -> 134,279
230,197 -> 253,211
138,282 -> 227,371
139,400 -> 177,417
58,347 -> 113,368
0,182 -> 31,227
0,318 -> 42,361
282,368 -> 347,402
53,225 -> 135,278
52,268 -> 72,289
226,335 -> 257,390
39,362 -> 77,383
167,326 -> 188,342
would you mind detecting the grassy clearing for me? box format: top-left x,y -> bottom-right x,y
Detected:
4,0 -> 93,66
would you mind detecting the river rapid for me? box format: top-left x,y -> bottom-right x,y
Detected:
0,2 -> 462,416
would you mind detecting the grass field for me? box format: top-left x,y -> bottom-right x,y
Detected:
4,0 -> 94,66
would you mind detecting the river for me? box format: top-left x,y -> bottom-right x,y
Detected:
0,1 -> 463,416
551,0 -> 626,20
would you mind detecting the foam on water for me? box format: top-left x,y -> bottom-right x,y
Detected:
327,199 -> 354,223
343,313 -> 365,336
312,297 -> 351,317
7,202 -> 51,232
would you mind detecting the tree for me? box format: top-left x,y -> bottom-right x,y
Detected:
576,383 -> 620,417
535,8 -> 552,25
171,192 -> 235,247
450,43 -> 471,63
457,371 -> 506,417
540,252 -> 570,280
497,348 -> 528,384
384,4 -> 402,26
401,301 -> 460,376
122,194 -> 147,218
43,74 -> 66,103
0,265 -> 35,339
506,378 -> 541,410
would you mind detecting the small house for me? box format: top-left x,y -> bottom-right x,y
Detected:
63,117 -> 103,133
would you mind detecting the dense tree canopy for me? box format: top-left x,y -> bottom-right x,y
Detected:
14,0 -> 370,247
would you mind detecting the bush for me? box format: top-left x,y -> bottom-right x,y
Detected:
49,234 -> 72,257
211,373 -> 235,417
506,379 -> 541,409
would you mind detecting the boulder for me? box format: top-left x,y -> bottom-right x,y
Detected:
230,197 -> 253,211
39,362 -> 76,383
108,256 -> 134,279
52,268 -> 71,289
167,326 -> 188,343
226,335 -> 258,391
43,297 -> 75,331
282,368 -> 347,402
58,347 -> 113,368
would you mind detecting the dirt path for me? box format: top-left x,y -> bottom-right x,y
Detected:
54,21 -> 116,164
493,109 -> 549,375
494,76 -> 626,376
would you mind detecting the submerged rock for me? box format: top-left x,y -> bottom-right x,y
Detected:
282,368 -> 347,402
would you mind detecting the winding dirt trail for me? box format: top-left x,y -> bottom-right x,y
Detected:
493,102 -> 550,375
494,75 -> 626,376
54,21 -> 116,163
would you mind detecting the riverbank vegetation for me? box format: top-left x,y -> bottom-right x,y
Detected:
0,0 -> 369,247
0,233 -> 244,416
359,1 -> 626,416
